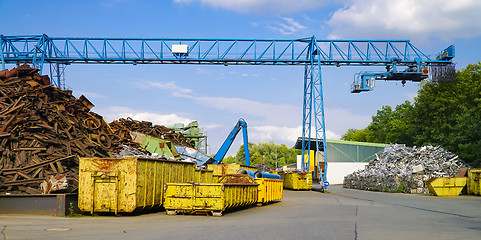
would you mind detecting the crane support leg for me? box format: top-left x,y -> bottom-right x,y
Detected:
301,38 -> 327,187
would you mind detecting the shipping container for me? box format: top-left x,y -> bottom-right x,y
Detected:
255,178 -> 283,205
280,172 -> 312,190
467,169 -> 481,196
164,175 -> 258,216
194,169 -> 214,183
207,164 -> 257,176
78,157 -> 195,214
426,177 -> 467,197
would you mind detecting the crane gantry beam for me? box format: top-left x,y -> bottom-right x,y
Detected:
1,35 -> 450,68
0,34 -> 455,189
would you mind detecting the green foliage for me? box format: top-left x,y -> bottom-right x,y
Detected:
381,183 -> 388,192
342,62 -> 481,167
222,156 -> 238,164
397,181 -> 405,193
233,142 -> 298,168
341,128 -> 372,142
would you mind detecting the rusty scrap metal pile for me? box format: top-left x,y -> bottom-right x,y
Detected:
0,65 -> 192,194
110,118 -> 194,148
343,144 -> 467,194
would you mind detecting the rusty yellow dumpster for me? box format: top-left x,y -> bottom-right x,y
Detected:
164,175 -> 258,216
78,157 -> 195,214
467,169 -> 481,195
194,169 -> 214,183
255,178 -> 283,206
280,171 -> 312,190
207,164 -> 257,176
426,177 -> 467,197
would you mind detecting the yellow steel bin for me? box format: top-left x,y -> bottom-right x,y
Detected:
207,164 -> 257,176
78,157 -> 195,214
212,174 -> 222,183
255,178 -> 283,205
280,172 -> 312,190
164,175 -> 258,216
194,169 -> 214,183
426,177 -> 467,197
467,169 -> 481,195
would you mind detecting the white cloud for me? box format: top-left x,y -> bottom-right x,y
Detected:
141,81 -> 193,94
249,125 -> 341,145
99,106 -> 193,126
202,123 -> 223,131
268,17 -> 308,35
241,73 -> 259,77
138,81 -> 371,141
142,81 -> 299,125
327,0 -> 481,41
250,125 -> 302,143
174,0 -> 329,14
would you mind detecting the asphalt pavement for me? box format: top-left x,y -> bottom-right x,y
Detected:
1,185 -> 480,240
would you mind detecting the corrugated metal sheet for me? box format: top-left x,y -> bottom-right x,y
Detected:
326,139 -> 387,163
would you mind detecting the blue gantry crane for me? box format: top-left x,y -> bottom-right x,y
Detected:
0,34 -> 455,189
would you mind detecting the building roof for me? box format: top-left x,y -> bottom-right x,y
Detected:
293,137 -> 324,151
325,139 -> 388,147
294,138 -> 387,150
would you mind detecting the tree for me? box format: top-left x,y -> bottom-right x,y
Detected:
233,142 -> 298,168
341,128 -> 372,142
411,62 -> 481,166
342,101 -> 414,144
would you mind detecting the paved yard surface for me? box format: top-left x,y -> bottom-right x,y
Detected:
1,185 -> 480,240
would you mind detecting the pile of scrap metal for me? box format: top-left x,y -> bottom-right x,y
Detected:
0,65 -> 192,194
343,144 -> 468,194
110,118 -> 194,149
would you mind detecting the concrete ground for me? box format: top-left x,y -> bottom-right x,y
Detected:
0,185 -> 480,240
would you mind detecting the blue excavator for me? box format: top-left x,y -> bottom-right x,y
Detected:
175,118 -> 250,166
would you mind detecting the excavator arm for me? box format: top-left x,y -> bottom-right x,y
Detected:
211,118 -> 250,165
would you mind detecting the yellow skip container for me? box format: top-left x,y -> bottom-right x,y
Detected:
255,178 -> 283,205
280,172 -> 312,190
426,177 -> 467,197
194,169 -> 215,183
164,175 -> 258,216
467,169 -> 481,195
78,157 -> 195,214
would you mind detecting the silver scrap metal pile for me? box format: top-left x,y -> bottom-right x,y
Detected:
343,144 -> 467,194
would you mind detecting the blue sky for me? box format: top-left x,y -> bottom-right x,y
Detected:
2,0 -> 481,156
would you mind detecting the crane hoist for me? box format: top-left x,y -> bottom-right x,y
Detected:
351,45 -> 455,93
